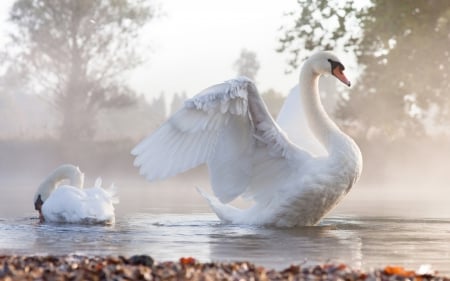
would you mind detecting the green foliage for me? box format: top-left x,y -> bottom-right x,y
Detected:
277,0 -> 363,71
278,0 -> 450,138
5,0 -> 154,141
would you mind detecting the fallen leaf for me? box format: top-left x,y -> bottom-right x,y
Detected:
180,257 -> 196,266
384,265 -> 415,277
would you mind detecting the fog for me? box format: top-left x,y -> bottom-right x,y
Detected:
1,0 -> 450,220
1,94 -> 450,219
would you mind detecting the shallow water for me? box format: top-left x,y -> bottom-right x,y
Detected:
1,178 -> 450,274
1,214 -> 450,274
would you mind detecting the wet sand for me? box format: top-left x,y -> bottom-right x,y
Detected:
0,255 -> 448,281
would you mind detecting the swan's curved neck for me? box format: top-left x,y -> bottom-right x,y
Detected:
34,165 -> 84,203
299,63 -> 342,151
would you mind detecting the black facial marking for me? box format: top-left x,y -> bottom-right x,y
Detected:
34,194 -> 44,211
328,59 -> 345,72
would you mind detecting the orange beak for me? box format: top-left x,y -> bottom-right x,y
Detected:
332,67 -> 351,87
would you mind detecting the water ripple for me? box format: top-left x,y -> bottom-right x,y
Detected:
0,214 -> 449,273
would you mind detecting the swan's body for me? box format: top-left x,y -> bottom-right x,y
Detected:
33,164 -> 117,224
132,51 -> 362,227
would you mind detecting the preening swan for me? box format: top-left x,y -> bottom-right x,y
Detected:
132,51 -> 362,227
33,164 -> 117,224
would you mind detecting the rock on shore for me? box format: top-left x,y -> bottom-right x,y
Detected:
0,255 -> 448,281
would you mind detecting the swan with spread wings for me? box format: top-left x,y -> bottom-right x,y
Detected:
132,51 -> 362,227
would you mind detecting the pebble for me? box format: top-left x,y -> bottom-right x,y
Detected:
0,255 -> 448,281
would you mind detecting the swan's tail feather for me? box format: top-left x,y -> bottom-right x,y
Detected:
94,177 -> 102,188
106,183 -> 119,205
196,187 -> 242,223
93,177 -> 119,204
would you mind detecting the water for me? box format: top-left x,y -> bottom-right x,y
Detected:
1,214 -> 450,274
1,178 -> 450,274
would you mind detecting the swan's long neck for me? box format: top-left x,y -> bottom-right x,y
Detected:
299,63 -> 343,151
34,165 -> 84,203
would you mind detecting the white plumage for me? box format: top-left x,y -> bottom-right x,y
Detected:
33,164 -> 117,224
132,51 -> 362,227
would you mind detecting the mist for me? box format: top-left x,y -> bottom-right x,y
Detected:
1,0 -> 450,221
2,89 -> 450,220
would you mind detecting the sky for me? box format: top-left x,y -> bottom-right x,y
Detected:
0,0 -> 365,106
0,0 -> 301,101
127,0 -> 300,101
0,1 -> 357,103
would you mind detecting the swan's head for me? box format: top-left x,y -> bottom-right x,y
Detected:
33,180 -> 51,222
307,51 -> 351,87
33,183 -> 49,212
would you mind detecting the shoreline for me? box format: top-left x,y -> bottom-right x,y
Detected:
0,255 -> 448,281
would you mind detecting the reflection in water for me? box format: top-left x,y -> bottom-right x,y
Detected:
1,214 -> 450,274
32,223 -> 120,255
207,221 -> 362,269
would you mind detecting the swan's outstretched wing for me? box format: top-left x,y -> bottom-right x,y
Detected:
132,77 -> 310,203
276,85 -> 327,157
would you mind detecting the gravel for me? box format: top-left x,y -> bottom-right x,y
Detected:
0,255 -> 448,281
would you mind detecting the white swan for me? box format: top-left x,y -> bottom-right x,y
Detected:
132,51 -> 363,227
33,164 -> 117,224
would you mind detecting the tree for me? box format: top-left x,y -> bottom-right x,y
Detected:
170,92 -> 188,115
5,0 -> 155,141
277,0 -> 362,71
233,49 -> 260,80
278,0 -> 450,138
261,89 -> 285,118
150,93 -> 167,126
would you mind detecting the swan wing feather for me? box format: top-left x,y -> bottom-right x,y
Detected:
132,77 -> 310,203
